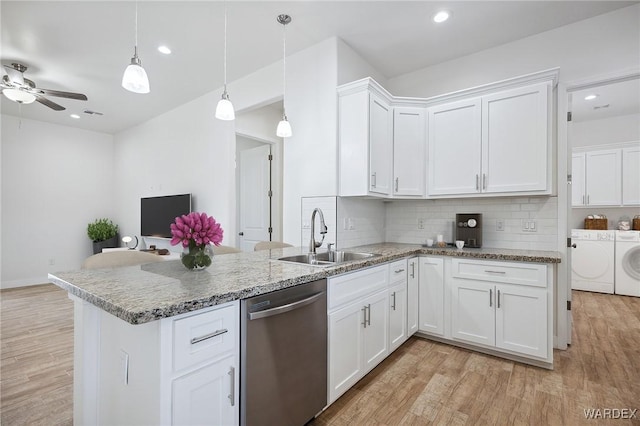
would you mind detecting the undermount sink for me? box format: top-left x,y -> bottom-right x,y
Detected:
277,251 -> 380,267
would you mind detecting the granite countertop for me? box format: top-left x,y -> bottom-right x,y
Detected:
48,243 -> 561,325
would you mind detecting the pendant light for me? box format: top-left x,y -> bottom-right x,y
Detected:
122,1 -> 150,94
276,14 -> 292,138
215,1 -> 235,120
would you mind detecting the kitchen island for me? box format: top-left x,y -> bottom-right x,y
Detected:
49,243 -> 561,426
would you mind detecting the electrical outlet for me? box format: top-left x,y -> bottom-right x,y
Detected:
522,219 -> 538,232
348,218 -> 355,230
418,219 -> 425,230
496,220 -> 504,231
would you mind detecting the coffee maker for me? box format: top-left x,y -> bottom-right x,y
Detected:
455,213 -> 482,248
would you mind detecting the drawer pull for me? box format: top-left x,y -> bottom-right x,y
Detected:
190,328 -> 228,345
484,270 -> 506,275
394,269 -> 405,274
228,366 -> 235,406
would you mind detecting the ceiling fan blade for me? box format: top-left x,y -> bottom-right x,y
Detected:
35,95 -> 65,111
35,88 -> 87,101
3,65 -> 24,86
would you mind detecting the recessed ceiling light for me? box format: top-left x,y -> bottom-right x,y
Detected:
433,10 -> 450,23
158,45 -> 172,55
584,94 -> 598,101
70,114 -> 80,119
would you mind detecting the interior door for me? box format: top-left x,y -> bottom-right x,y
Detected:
239,144 -> 271,252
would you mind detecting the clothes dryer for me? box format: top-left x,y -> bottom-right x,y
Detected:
571,229 -> 615,294
615,230 -> 640,297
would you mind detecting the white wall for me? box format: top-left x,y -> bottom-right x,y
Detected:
1,115 -> 114,288
571,113 -> 640,148
113,92 -> 236,252
387,5 -> 640,98
337,38 -> 388,87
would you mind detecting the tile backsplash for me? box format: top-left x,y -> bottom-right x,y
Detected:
301,196 -> 559,251
385,197 -> 558,250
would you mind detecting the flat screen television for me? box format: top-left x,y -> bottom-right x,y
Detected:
141,193 -> 192,238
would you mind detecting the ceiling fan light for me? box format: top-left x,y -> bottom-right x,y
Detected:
2,88 -> 36,104
122,58 -> 150,94
276,116 -> 292,138
215,91 -> 235,120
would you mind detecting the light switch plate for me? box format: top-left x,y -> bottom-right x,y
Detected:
496,219 -> 504,231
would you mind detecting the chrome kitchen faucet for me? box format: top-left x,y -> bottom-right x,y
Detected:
309,208 -> 328,254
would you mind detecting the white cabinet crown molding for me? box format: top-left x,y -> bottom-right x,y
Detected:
572,140 -> 640,153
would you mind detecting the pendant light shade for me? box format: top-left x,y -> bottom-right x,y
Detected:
276,14 -> 292,138
122,49 -> 150,94
215,2 -> 235,120
2,88 -> 36,104
276,115 -> 292,137
122,2 -> 150,94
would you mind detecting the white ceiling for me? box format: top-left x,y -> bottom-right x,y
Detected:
1,1 -> 636,134
571,78 -> 640,123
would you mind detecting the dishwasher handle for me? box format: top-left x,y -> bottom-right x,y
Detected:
248,291 -> 325,320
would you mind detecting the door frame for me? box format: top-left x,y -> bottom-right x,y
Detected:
556,67 -> 640,349
235,132 -> 283,249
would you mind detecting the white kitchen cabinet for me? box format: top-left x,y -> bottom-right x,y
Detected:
337,79 -> 393,197
388,259 -> 408,352
481,83 -> 549,193
494,284 -> 547,358
572,148 -> 622,206
622,145 -> 640,205
172,356 -> 236,426
393,107 -> 426,197
369,92 -> 393,195
572,152 -> 587,206
427,82 -> 551,196
451,279 -> 495,346
450,259 -> 549,360
418,257 -> 445,337
427,98 -> 482,196
406,258 -> 419,336
328,264 -> 390,403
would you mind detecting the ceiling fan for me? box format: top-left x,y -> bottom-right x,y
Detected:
1,62 -> 87,111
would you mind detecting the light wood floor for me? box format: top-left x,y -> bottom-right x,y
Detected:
1,285 -> 639,425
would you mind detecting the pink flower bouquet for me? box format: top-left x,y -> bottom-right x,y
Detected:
170,212 -> 223,269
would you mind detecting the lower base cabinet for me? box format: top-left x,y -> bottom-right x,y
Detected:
172,355 -> 236,425
418,257 -> 445,336
450,258 -> 549,360
388,281 -> 408,352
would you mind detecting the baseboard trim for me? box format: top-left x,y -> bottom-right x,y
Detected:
1,278 -> 50,290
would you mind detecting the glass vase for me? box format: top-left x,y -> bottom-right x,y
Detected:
181,243 -> 214,270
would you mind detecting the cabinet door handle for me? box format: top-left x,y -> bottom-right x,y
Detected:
371,172 -> 377,188
497,290 -> 501,309
482,174 -> 487,190
476,174 -> 480,191
367,304 -> 371,326
391,291 -> 397,311
395,177 -> 399,192
228,366 -> 235,406
582,195 -> 585,205
410,262 -> 415,278
362,306 -> 367,328
489,289 -> 493,307
190,328 -> 228,345
587,194 -> 590,204
484,270 -> 506,275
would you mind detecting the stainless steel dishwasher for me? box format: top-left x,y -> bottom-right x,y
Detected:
241,279 -> 327,426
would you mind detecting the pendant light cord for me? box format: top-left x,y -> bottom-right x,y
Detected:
135,2 -> 138,52
282,21 -> 286,116
223,0 -> 228,92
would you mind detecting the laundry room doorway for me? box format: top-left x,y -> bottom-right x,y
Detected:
562,71 -> 640,345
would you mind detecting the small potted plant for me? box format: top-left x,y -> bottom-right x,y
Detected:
87,218 -> 119,254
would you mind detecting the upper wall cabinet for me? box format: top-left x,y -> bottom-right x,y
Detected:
622,145 -> 640,205
427,82 -> 552,197
338,79 -> 393,197
393,107 -> 426,196
572,143 -> 639,207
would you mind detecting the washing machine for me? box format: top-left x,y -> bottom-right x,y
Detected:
571,229 -> 616,294
615,230 -> 640,297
